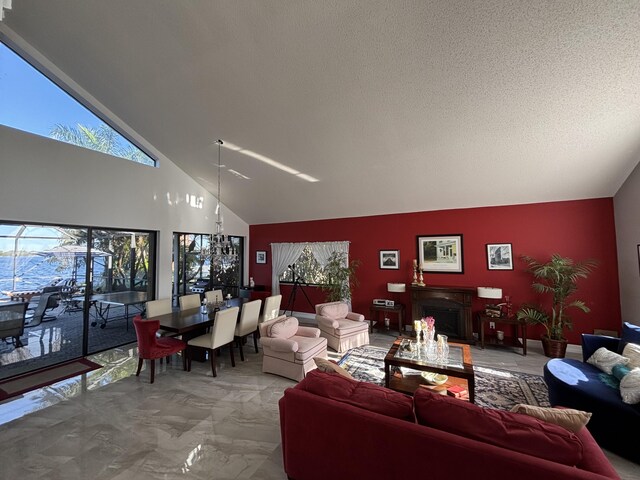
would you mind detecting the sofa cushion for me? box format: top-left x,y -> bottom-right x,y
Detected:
313,357 -> 354,379
319,303 -> 349,319
269,316 -> 298,339
510,404 -> 591,432
618,322 -> 640,354
620,368 -> 640,404
414,388 -> 584,466
586,347 -> 629,374
297,369 -> 414,421
622,342 -> 640,369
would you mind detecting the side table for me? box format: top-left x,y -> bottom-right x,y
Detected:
478,314 -> 527,355
369,303 -> 405,334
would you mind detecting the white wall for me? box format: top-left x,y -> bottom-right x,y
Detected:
614,157 -> 640,324
0,125 -> 249,298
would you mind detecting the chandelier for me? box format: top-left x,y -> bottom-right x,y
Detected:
209,139 -> 238,266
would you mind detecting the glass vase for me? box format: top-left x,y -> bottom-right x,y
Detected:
436,334 -> 449,364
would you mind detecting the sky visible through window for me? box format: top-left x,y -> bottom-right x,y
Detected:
0,42 -> 154,166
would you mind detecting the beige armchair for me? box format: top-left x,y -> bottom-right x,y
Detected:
259,315 -> 327,382
315,301 -> 369,353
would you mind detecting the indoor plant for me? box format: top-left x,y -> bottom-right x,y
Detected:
320,251 -> 361,302
516,254 -> 597,358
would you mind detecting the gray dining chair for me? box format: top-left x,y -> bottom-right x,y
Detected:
234,299 -> 262,361
187,306 -> 239,376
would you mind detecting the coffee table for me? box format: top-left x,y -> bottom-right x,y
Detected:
384,336 -> 475,402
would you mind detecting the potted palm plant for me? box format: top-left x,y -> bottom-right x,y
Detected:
320,251 -> 361,302
516,254 -> 597,358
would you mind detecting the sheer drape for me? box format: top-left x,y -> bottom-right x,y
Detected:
270,242 -> 306,296
308,241 -> 349,268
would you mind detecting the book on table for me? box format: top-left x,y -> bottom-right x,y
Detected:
446,385 -> 468,397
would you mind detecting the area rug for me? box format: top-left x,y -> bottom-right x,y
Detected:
338,345 -> 550,410
0,358 -> 102,401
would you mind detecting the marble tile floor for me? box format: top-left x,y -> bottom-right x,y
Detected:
0,331 -> 638,479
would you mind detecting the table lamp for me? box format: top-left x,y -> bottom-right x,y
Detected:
477,286 -> 503,317
387,283 -> 406,304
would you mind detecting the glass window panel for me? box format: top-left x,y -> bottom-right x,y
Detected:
0,42 -> 155,166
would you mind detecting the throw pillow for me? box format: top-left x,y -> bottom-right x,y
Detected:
622,343 -> 640,369
618,322 -> 640,354
612,363 -> 632,381
313,357 -> 354,379
413,388 -> 584,466
586,347 -> 629,374
619,368 -> 640,404
319,302 -> 349,319
510,404 -> 591,432
268,316 -> 298,339
297,369 -> 414,421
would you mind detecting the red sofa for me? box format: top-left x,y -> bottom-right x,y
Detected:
279,370 -> 620,480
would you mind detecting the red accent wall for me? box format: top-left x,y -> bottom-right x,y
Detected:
249,198 -> 621,345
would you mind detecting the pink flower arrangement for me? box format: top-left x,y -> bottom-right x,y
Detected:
422,316 -> 435,328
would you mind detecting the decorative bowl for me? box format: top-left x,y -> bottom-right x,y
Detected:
421,372 -> 448,385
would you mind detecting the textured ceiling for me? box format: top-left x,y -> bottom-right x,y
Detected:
3,1 -> 640,224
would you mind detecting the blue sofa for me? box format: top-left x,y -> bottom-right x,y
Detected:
544,324 -> 640,464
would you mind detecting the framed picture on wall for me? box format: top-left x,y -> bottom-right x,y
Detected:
256,250 -> 267,264
486,243 -> 513,270
417,234 -> 464,273
379,250 -> 400,269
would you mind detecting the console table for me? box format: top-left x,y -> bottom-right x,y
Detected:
369,303 -> 405,334
478,314 -> 527,355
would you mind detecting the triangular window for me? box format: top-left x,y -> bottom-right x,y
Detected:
0,42 -> 155,166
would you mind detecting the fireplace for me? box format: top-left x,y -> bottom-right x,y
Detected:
411,285 -> 475,344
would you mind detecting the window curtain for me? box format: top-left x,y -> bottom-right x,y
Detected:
270,242 -> 306,296
308,241 -> 349,267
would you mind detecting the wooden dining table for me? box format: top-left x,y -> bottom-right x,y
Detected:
151,297 -> 246,361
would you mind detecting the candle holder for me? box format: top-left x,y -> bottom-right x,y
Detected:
418,269 -> 425,286
411,260 -> 419,285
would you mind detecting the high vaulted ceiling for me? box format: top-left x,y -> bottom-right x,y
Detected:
3,1 -> 640,225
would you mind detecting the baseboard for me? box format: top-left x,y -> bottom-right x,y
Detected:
282,310 -> 316,325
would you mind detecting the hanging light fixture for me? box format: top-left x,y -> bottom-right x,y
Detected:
210,139 -> 238,266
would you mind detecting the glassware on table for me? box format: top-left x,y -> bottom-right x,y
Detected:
436,334 -> 449,364
426,339 -> 437,361
413,320 -> 422,340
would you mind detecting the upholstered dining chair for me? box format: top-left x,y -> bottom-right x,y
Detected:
205,289 -> 223,304
234,299 -> 262,361
315,301 -> 369,353
146,298 -> 176,338
179,293 -> 201,311
259,294 -> 282,323
133,315 -> 186,383
187,306 -> 239,376
146,298 -> 172,318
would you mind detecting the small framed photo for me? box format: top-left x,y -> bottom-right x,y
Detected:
486,243 -> 513,270
256,251 -> 267,264
417,234 -> 463,273
379,250 -> 400,270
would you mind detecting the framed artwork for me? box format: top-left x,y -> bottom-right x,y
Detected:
417,234 -> 463,273
486,243 -> 513,270
256,250 -> 267,264
379,250 -> 400,270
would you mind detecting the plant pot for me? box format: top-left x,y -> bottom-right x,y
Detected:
541,335 -> 568,358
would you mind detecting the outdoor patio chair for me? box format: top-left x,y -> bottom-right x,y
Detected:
0,302 -> 28,347
25,291 -> 60,327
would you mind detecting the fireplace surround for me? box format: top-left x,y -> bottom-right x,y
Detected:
411,285 -> 475,344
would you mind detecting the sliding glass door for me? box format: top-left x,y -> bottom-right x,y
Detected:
0,222 -> 156,380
